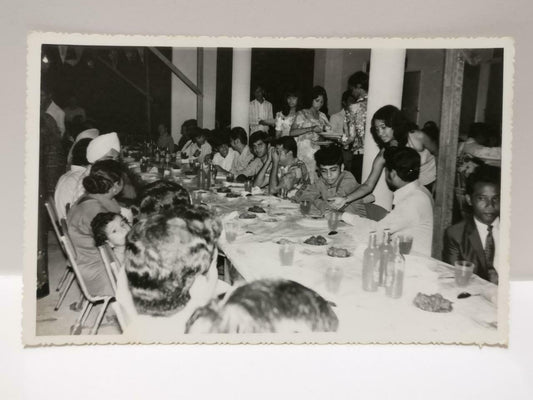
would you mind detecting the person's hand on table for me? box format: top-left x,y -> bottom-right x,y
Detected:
328,196 -> 347,210
180,152 -> 188,159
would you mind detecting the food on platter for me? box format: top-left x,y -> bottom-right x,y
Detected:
239,212 -> 257,219
413,293 -> 453,313
303,235 -> 327,246
327,247 -> 351,258
275,238 -> 296,245
226,192 -> 241,198
217,186 -> 231,193
248,206 -> 266,213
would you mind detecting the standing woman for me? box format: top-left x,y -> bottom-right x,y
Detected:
67,159 -> 125,296
290,86 -> 331,183
275,89 -> 301,138
329,105 -> 435,209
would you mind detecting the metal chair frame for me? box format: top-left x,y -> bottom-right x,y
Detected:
44,197 -> 76,311
60,220 -> 114,335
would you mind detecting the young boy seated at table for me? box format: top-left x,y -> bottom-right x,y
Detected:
229,127 -> 255,177
236,131 -> 272,187
91,211 -> 131,265
293,145 -> 373,216
185,279 -> 338,334
443,165 -> 500,284
180,128 -> 212,163
210,130 -> 237,174
266,136 -> 310,198
115,205 -> 228,338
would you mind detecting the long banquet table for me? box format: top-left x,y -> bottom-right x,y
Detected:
134,165 -> 504,344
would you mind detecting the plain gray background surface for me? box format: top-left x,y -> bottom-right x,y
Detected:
1,0 -> 531,279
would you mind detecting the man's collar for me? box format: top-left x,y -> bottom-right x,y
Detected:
473,215 -> 500,230
393,180 -> 419,204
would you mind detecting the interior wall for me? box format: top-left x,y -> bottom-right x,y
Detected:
170,48 -> 217,142
315,48 -> 444,125
405,49 -> 445,126
171,48 -> 197,143
202,48 -> 217,130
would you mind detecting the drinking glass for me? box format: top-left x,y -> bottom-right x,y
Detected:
279,187 -> 288,199
192,191 -> 203,205
454,261 -> 475,287
279,242 -> 295,266
300,200 -> 311,216
399,234 -> 413,255
325,265 -> 343,293
244,179 -> 253,193
327,211 -> 340,232
224,221 -> 238,243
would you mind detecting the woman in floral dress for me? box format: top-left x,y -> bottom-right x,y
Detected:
290,86 -> 331,183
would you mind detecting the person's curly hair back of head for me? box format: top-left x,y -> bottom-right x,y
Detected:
124,205 -> 221,317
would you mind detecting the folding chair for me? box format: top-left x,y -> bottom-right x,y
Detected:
44,197 -> 75,311
60,220 -> 115,335
97,244 -> 127,333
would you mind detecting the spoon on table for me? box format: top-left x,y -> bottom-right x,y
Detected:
457,292 -> 481,299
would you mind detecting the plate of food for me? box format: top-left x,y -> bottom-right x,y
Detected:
327,246 -> 351,258
248,206 -> 266,213
303,235 -> 328,246
413,293 -> 453,313
239,212 -> 257,219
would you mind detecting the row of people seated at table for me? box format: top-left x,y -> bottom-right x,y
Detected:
77,176 -> 338,335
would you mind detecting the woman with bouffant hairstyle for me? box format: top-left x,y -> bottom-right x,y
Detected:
67,159 -> 125,296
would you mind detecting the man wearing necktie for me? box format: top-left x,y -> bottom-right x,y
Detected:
443,165 -> 500,284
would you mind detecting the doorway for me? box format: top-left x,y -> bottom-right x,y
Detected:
401,71 -> 421,124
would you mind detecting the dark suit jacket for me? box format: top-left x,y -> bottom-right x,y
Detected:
443,217 -> 495,281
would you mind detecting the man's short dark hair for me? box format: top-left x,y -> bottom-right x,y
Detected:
212,129 -> 231,149
125,205 -> 221,317
275,136 -> 298,158
229,127 -> 248,146
249,131 -> 269,147
465,164 -> 501,195
71,138 -> 92,166
341,90 -> 357,107
185,279 -> 339,333
137,180 -> 191,217
383,147 -> 421,182
314,145 -> 343,167
347,71 -> 369,92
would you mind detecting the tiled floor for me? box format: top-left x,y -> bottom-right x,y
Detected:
36,233 -> 121,336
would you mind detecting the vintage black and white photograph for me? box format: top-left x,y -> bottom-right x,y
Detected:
23,34 -> 512,345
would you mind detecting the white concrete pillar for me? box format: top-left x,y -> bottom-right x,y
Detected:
363,48 -> 406,211
231,48 -> 252,134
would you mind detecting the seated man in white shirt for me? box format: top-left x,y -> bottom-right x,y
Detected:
341,147 -> 434,256
54,138 -> 93,220
211,131 -> 236,173
115,204 -> 228,339
180,128 -> 212,163
229,127 -> 255,176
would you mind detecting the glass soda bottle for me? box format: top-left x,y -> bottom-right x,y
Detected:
385,236 -> 405,298
378,229 -> 393,287
362,231 -> 379,292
